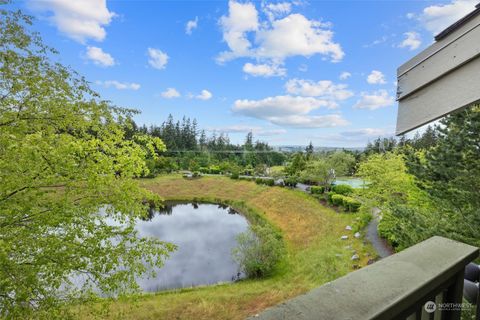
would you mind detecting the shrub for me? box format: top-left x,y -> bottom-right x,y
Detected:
244,167 -> 254,176
209,165 -> 221,174
331,194 -> 345,206
199,167 -> 209,174
310,186 -> 325,194
327,192 -> 336,204
343,197 -> 361,212
230,172 -> 239,180
265,178 -> 274,186
232,225 -> 285,278
332,184 -> 354,195
284,177 -> 298,187
192,171 -> 201,178
255,178 -> 274,186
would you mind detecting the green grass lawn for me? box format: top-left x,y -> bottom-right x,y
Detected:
78,174 -> 375,320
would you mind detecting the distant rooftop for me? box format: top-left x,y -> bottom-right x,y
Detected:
435,2 -> 480,41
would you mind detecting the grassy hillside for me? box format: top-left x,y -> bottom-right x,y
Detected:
78,175 -> 375,319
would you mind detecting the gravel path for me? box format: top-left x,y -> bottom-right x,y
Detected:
294,184 -> 394,259
365,208 -> 394,258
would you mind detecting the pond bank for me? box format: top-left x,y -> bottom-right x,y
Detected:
76,175 -> 376,320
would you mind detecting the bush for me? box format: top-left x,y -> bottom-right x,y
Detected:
327,192 -> 336,204
209,165 -> 221,174
284,177 -> 298,187
331,194 -> 345,206
232,225 -> 285,278
332,184 -> 354,195
310,186 -> 325,194
230,172 -> 239,180
343,197 -> 361,212
255,178 -> 274,186
192,171 -> 201,178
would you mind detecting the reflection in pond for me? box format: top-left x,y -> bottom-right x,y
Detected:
136,203 -> 249,291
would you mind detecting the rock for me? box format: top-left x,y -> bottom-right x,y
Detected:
341,235 -> 348,240
351,254 -> 359,261
352,264 -> 360,269
367,259 -> 376,265
345,225 -> 352,231
354,232 -> 361,238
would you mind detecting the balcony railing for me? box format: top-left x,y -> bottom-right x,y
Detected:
249,236 -> 479,320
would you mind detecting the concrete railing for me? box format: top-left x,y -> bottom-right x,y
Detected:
249,236 -> 479,320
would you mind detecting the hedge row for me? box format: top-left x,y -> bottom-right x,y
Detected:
284,177 -> 298,187
255,178 -> 275,186
310,186 -> 325,194
199,166 -> 221,174
331,184 -> 353,195
328,193 -> 361,212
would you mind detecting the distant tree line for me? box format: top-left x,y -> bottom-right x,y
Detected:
124,115 -> 286,176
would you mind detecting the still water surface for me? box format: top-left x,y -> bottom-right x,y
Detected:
136,203 -> 249,291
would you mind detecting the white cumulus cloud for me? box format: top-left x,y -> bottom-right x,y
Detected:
148,48 -> 169,70
267,114 -> 349,128
419,0 -> 477,36
367,70 -> 386,85
85,46 -> 115,67
218,1 -> 259,61
217,1 -> 344,68
96,80 -> 140,90
243,62 -> 286,77
339,72 -> 351,80
285,79 -> 353,101
29,0 -> 115,43
186,17 -> 198,35
353,90 -> 395,110
232,95 -> 349,128
161,88 -> 181,99
262,2 -> 292,21
213,125 -> 287,136
196,90 -> 213,100
399,31 -> 422,50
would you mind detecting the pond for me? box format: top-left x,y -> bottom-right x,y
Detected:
333,177 -> 366,189
135,203 -> 249,291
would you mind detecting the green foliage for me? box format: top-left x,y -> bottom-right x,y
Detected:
232,224 -> 285,278
405,105 -> 480,248
351,210 -> 373,233
208,165 -> 221,174
342,196 -> 361,212
300,160 -> 334,186
0,8 -> 174,317
331,194 -> 344,206
310,186 -> 325,194
255,178 -> 274,186
357,152 -> 443,250
326,192 -> 335,204
285,153 -> 306,176
326,151 -> 356,176
284,177 -> 298,187
332,184 -> 353,195
230,172 -> 239,179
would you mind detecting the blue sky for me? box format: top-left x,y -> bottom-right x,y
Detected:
14,0 -> 479,146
